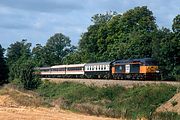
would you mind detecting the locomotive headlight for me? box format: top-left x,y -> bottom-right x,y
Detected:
156,70 -> 160,73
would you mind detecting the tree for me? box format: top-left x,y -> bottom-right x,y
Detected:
6,39 -> 42,88
79,12 -> 115,62
79,6 -> 157,62
32,44 -> 45,67
6,39 -> 31,65
10,57 -> 41,89
152,26 -> 179,80
171,15 -> 180,80
108,6 -> 157,59
7,40 -> 32,81
0,44 -> 8,84
172,14 -> 180,33
43,33 -> 72,65
91,11 -> 116,25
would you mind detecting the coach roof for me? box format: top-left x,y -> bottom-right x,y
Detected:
85,62 -> 111,66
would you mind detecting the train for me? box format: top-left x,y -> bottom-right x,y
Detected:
35,58 -> 160,80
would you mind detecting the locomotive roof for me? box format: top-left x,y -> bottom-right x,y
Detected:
66,64 -> 86,68
113,58 -> 155,64
51,65 -> 66,68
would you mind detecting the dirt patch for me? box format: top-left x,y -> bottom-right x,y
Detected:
0,95 -> 19,107
156,93 -> 180,114
0,86 -> 119,120
0,106 -> 119,120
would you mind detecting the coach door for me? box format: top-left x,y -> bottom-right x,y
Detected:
125,64 -> 130,73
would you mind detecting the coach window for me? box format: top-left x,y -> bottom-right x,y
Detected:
94,66 -> 96,70
106,65 -> 109,70
103,65 -> 105,70
101,65 -> 103,70
97,66 -> 99,70
92,66 -> 94,70
103,65 -> 106,70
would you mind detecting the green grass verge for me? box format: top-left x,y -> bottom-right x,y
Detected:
36,80 -> 178,119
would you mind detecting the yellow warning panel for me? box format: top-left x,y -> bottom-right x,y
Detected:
140,66 -> 158,73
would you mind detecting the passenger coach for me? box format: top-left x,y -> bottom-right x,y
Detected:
84,62 -> 111,79
66,64 -> 85,78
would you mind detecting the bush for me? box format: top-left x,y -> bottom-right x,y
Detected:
10,58 -> 41,90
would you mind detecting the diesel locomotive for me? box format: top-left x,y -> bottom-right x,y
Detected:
35,58 -> 160,80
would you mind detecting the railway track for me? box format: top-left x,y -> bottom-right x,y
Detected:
42,78 -> 180,88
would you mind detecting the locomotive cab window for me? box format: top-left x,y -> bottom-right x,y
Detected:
145,60 -> 158,66
115,65 -> 125,73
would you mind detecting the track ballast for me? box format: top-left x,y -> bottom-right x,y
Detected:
42,78 -> 180,88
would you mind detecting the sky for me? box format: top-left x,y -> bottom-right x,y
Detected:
0,0 -> 179,49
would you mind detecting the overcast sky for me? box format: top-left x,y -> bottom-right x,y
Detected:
0,0 -> 179,49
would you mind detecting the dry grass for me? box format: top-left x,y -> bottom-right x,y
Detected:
156,93 -> 180,114
0,84 -> 46,107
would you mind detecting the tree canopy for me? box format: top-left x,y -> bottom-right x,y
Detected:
6,39 -> 31,66
79,6 -> 157,62
0,44 -> 8,84
172,14 -> 180,33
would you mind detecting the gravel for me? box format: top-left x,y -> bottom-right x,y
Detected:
42,78 -> 180,88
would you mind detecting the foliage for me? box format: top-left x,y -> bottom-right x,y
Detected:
78,6 -> 157,63
32,33 -> 76,66
172,14 -> 180,33
62,50 -> 83,64
0,44 -> 8,84
42,33 -> 74,66
32,44 -> 46,67
10,58 -> 41,89
7,40 -> 32,81
79,12 -> 115,62
37,81 -> 177,119
6,40 -> 41,89
152,27 -> 179,80
6,39 -> 31,66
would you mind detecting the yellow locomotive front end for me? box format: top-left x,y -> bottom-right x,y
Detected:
139,59 -> 160,80
140,66 -> 159,73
